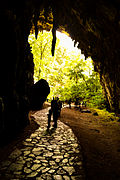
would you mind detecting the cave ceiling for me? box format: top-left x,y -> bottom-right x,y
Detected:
26,0 -> 120,64
2,0 -> 120,62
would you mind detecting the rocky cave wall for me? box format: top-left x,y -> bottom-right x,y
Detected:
0,3 -> 34,137
0,0 -> 120,138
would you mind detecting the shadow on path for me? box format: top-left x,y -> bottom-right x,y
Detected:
0,108 -> 85,180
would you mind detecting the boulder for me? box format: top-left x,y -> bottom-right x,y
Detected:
29,79 -> 50,110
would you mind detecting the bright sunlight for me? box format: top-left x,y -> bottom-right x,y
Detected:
56,31 -> 78,51
28,30 -> 105,108
56,31 -> 85,59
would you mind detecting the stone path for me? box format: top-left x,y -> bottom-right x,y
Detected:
0,108 -> 85,180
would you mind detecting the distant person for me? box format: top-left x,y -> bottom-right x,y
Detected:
47,97 -> 59,129
79,101 -> 82,111
68,98 -> 71,109
75,98 -> 79,108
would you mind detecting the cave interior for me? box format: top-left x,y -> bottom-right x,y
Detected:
0,0 -> 120,137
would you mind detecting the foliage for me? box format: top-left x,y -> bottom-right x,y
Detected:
28,31 -> 105,108
91,108 -> 119,122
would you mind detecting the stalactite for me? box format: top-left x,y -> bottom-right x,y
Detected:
33,11 -> 40,39
35,23 -> 38,39
51,4 -> 58,56
51,21 -> 56,56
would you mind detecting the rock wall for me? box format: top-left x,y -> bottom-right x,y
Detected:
0,7 -> 34,136
0,0 -> 120,138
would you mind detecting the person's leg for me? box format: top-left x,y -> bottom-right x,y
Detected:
47,109 -> 52,129
53,112 -> 57,128
47,115 -> 51,129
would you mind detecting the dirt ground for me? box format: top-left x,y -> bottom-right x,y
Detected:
59,107 -> 120,180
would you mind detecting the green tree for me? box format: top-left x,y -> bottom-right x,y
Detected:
28,31 -> 105,108
28,31 -> 54,82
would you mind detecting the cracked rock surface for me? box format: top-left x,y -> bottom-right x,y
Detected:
0,108 -> 85,179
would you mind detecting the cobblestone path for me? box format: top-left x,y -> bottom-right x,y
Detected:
0,108 -> 85,180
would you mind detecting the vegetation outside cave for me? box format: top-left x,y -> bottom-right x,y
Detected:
28,30 -> 105,109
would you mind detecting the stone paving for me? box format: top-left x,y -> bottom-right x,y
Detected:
0,108 -> 85,180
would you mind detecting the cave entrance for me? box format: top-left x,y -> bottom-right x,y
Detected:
28,30 -> 105,109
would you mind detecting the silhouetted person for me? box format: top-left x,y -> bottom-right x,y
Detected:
79,101 -> 82,111
47,97 -> 59,129
68,98 -> 71,109
84,101 -> 87,107
75,98 -> 79,108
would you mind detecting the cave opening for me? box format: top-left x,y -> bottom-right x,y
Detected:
0,0 -> 120,144
0,1 -> 120,179
27,1 -> 120,113
28,30 -> 105,109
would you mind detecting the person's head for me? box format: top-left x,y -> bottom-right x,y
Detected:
56,97 -> 59,101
